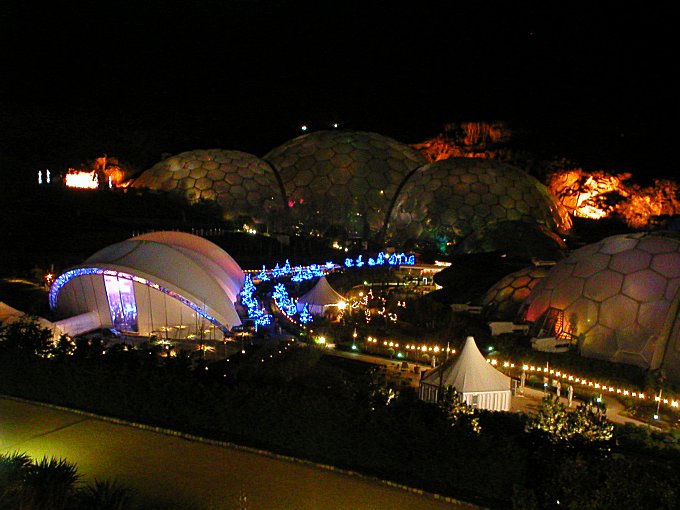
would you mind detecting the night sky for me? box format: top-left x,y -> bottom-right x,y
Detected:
1,1 -> 676,182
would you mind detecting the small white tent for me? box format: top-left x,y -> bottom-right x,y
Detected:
296,276 -> 345,316
419,336 -> 512,411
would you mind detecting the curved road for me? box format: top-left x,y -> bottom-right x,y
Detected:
0,396 -> 471,510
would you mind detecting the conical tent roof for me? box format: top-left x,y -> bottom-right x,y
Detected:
298,276 -> 345,306
422,336 -> 510,393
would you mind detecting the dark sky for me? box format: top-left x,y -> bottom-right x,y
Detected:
1,1 -> 676,181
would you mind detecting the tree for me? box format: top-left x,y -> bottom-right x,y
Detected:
0,317 -> 54,359
438,386 -> 481,434
526,395 -> 613,445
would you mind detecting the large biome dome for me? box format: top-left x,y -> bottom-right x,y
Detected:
264,130 -> 427,239
133,149 -> 284,225
521,232 -> 680,379
386,158 -> 572,252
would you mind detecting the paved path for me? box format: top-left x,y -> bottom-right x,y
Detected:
0,396 -> 472,510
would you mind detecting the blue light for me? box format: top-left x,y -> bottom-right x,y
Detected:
344,258 -> 354,268
355,255 -> 364,267
256,265 -> 270,281
291,266 -> 305,282
299,304 -> 313,324
272,263 -> 284,278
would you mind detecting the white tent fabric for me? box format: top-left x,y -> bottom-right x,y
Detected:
132,231 -> 244,303
296,276 -> 345,316
0,301 -> 64,339
54,312 -> 102,337
419,336 -> 512,411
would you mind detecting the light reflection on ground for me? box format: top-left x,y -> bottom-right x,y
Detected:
0,397 -> 470,510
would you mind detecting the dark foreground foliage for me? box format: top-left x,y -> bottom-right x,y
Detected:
1,322 -> 680,509
0,452 -> 200,510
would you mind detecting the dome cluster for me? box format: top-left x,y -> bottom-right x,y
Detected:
521,233 -> 680,373
133,131 -> 569,252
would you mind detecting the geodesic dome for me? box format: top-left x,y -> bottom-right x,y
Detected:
386,158 -> 572,252
521,232 -> 680,378
264,130 -> 427,240
133,149 -> 284,225
481,265 -> 551,321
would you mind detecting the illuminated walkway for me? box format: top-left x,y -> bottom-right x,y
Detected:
0,396 -> 471,510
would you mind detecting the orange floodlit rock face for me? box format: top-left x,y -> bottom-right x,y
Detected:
412,121 -> 512,162
63,155 -> 130,189
547,169 -> 680,228
64,169 -> 99,189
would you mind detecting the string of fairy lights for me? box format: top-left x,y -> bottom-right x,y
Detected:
364,336 -> 678,411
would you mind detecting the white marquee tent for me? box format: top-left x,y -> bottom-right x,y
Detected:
419,336 -> 512,411
296,276 -> 345,316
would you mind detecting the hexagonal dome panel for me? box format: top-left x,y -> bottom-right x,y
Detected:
264,130 -> 427,239
481,265 -> 550,321
386,158 -> 572,253
133,149 -> 284,226
522,232 -> 680,373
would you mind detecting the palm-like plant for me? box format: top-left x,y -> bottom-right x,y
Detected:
0,451 -> 32,508
21,456 -> 81,510
76,479 -> 135,510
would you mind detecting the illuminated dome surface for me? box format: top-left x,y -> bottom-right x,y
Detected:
133,149 -> 283,224
386,158 -> 572,251
522,232 -> 680,377
455,221 -> 567,260
264,130 -> 427,239
50,232 -> 243,338
481,265 -> 551,321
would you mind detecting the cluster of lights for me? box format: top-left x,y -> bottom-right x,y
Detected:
247,260 -> 334,280
259,339 -> 295,363
481,357 -> 680,410
239,274 -> 271,328
298,304 -> 313,324
241,224 -> 257,235
245,249 -> 416,283
344,251 -> 415,268
365,336 -> 455,355
272,283 -> 305,321
37,169 -> 52,185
